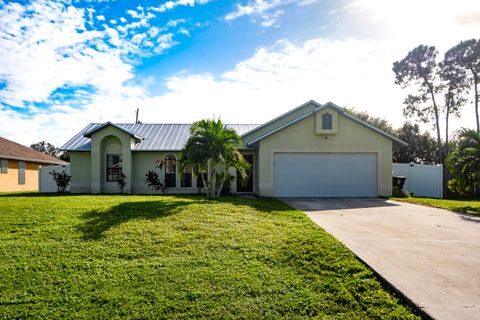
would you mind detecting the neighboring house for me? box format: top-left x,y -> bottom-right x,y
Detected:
61,100 -> 406,197
0,137 -> 67,192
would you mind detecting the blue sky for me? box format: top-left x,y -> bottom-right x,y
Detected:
0,0 -> 479,145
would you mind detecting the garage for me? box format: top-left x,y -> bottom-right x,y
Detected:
273,153 -> 377,197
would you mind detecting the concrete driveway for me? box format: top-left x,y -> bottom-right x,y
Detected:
282,198 -> 480,320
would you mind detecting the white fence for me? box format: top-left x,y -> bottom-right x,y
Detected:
39,164 -> 71,193
393,163 -> 443,198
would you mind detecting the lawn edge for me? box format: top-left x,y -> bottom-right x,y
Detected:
390,198 -> 480,217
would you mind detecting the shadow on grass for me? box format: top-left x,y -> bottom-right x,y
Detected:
78,200 -> 193,240
77,195 -> 291,240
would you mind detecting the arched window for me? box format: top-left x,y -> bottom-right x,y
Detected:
164,154 -> 176,188
322,113 -> 333,130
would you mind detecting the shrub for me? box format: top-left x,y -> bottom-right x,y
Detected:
49,170 -> 71,192
145,170 -> 165,194
117,173 -> 127,194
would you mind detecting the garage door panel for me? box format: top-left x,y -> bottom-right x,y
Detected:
273,153 -> 377,197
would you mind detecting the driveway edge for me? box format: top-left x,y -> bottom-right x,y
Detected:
349,249 -> 433,320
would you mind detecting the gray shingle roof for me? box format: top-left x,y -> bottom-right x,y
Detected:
61,123 -> 261,151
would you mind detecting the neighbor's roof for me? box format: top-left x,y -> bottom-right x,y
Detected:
0,136 -> 67,164
61,123 -> 261,151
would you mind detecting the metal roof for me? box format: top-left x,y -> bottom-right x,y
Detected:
61,123 -> 261,151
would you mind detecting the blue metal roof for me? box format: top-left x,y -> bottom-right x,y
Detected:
61,123 -> 261,151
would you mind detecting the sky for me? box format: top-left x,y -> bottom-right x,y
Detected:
0,0 -> 479,146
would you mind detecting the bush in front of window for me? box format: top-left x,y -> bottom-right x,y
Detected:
145,170 -> 165,194
117,173 -> 127,194
50,170 -> 71,193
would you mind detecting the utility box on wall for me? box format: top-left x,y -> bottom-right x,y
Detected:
393,163 -> 443,198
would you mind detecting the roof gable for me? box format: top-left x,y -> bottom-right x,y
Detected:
83,122 -> 143,140
243,100 -> 407,147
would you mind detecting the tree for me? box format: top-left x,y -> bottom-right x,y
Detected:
393,45 -> 443,163
31,141 -> 59,157
444,39 -> 480,131
446,128 -> 480,195
31,141 -> 70,162
345,108 -> 395,135
345,108 -> 439,164
393,122 -> 438,164
439,58 -> 468,149
179,119 -> 250,199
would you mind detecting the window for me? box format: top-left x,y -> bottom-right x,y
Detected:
181,166 -> 192,188
0,158 -> 7,173
164,154 -> 176,188
322,113 -> 333,130
18,161 -> 25,185
106,154 -> 122,182
196,172 -> 208,188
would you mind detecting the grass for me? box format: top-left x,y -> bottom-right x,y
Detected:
0,194 -> 419,319
391,196 -> 480,216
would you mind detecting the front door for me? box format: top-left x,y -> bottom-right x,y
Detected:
237,154 -> 254,192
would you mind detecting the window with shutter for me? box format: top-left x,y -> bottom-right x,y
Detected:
0,158 -> 7,173
18,161 -> 25,184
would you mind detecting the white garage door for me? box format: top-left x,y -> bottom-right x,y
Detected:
273,153 -> 377,197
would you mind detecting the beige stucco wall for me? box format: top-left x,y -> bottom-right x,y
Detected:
0,159 -> 46,192
70,152 -> 91,193
257,108 -> 393,197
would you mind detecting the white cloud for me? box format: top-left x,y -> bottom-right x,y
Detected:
166,19 -> 185,28
97,14 -> 105,21
225,0 -> 318,26
150,0 -> 211,13
0,0 -> 137,107
126,9 -> 140,18
155,33 -> 177,53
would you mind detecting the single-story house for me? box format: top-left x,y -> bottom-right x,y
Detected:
0,136 -> 67,192
61,100 -> 407,197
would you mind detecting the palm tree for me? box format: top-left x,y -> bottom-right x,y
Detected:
179,119 -> 250,199
446,128 -> 480,195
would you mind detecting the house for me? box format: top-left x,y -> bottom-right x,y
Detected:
0,137 -> 67,192
61,100 -> 406,197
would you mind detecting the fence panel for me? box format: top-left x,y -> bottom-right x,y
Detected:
393,163 -> 443,198
39,164 -> 71,193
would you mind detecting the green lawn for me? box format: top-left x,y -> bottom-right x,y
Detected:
392,197 -> 480,216
0,194 -> 418,319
